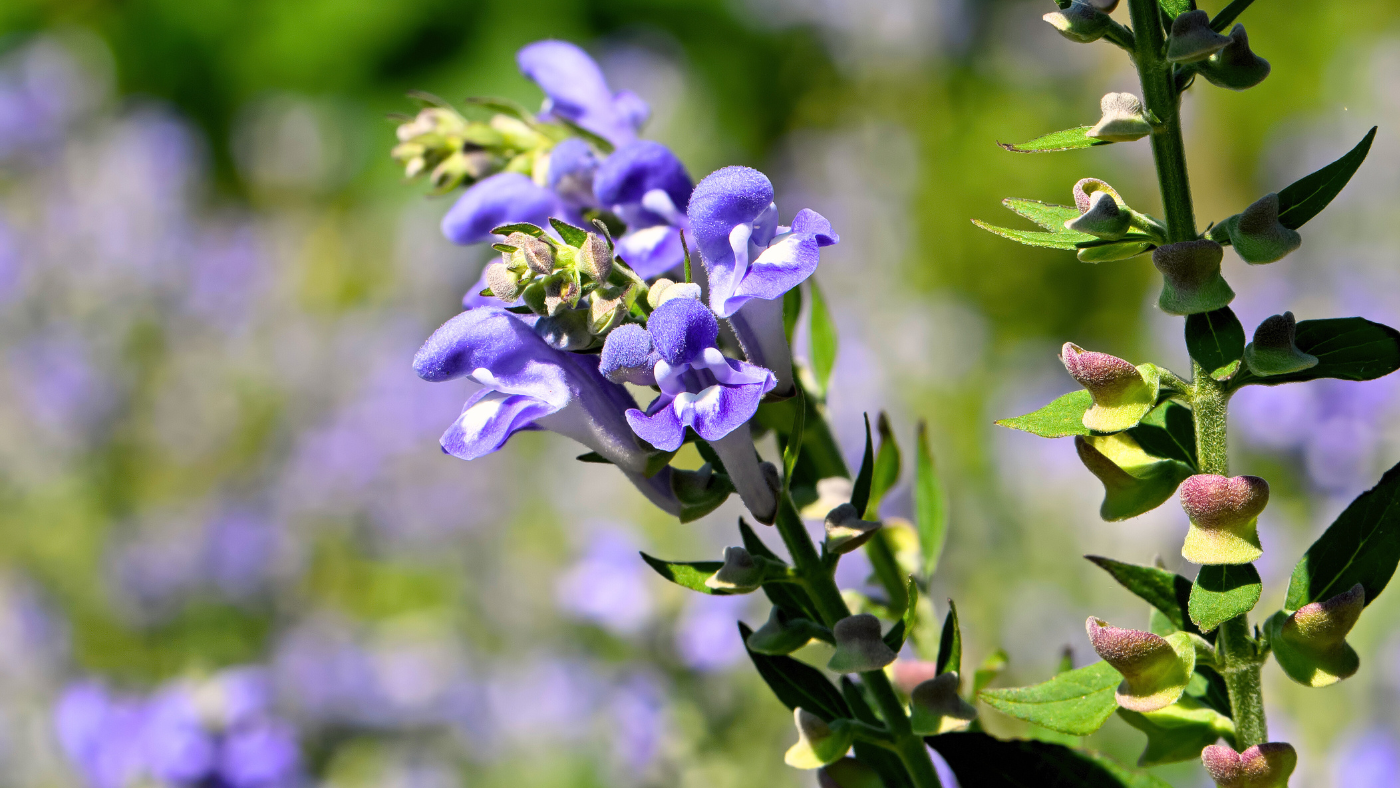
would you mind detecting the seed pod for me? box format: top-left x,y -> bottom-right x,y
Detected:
483,261 -> 525,302
785,709 -> 855,770
909,672 -> 977,735
1060,343 -> 1158,433
705,546 -> 765,593
1043,2 -> 1111,43
1178,474 -> 1269,565
1166,10 -> 1232,64
1086,618 -> 1195,713
1067,191 -> 1132,239
1153,240 -> 1235,316
1265,583 -> 1364,687
827,614 -> 897,674
508,231 -> 555,275
1201,743 -> 1297,788
747,607 -> 830,656
824,503 -> 882,554
1199,24 -> 1271,90
578,232 -> 613,281
1222,193 -> 1301,264
1243,312 -> 1317,377
1088,93 -> 1153,142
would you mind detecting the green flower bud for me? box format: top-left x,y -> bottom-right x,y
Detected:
391,142 -> 428,178
521,281 -> 547,315
646,278 -> 676,309
428,151 -> 472,192
1221,193 -> 1301,264
785,708 -> 855,770
483,261 -> 526,302
543,274 -> 581,316
819,758 -> 884,788
1075,433 -> 1192,521
1199,25 -> 1271,90
508,232 -> 555,276
579,232 -> 613,282
1201,743 -> 1297,788
1178,474 -> 1269,565
646,278 -> 701,308
1087,93 -> 1153,143
747,607 -> 830,655
1043,2 -> 1111,44
1060,343 -> 1160,433
1086,618 -> 1195,713
489,114 -> 550,151
1243,312 -> 1318,377
827,614 -> 898,674
824,503 -> 882,555
705,546 -> 765,593
396,107 -> 469,145
1265,583 -> 1364,688
1166,10 -> 1232,64
909,672 -> 977,735
1153,240 -> 1235,316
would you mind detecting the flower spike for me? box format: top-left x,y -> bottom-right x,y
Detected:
1243,312 -> 1318,377
1087,94 -> 1153,143
1178,474 -> 1269,565
1219,193 -> 1301,264
1166,10 -> 1232,64
1265,583 -> 1364,687
827,614 -> 897,674
705,546 -> 764,593
909,672 -> 977,735
1201,743 -> 1297,788
785,709 -> 854,770
1043,2 -> 1112,44
1153,240 -> 1235,316
1200,25 -> 1272,91
1060,343 -> 1159,433
1086,618 -> 1195,713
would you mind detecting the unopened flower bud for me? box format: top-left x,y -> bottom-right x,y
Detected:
1166,10 -> 1232,63
508,231 -> 555,275
1072,178 -> 1122,213
429,151 -> 473,192
1243,312 -> 1317,377
520,281 -> 547,315
1222,193 -> 1301,265
705,546 -> 764,593
748,607 -> 830,655
1060,343 -> 1159,433
1086,618 -> 1195,713
588,291 -> 627,336
1266,583 -> 1364,687
646,278 -> 701,308
1043,2 -> 1111,43
785,708 -> 855,770
909,672 -> 977,735
1088,93 -> 1153,142
824,503 -> 882,554
1201,743 -> 1297,788
1178,474 -> 1269,565
599,324 -> 658,386
819,758 -> 884,788
827,614 -> 897,674
391,142 -> 428,177
543,274 -> 581,316
579,232 -> 613,281
1153,240 -> 1235,316
1067,191 -> 1132,239
646,278 -> 675,309
483,262 -> 525,302
1086,0 -> 1118,9
396,108 -> 468,143
1200,25 -> 1271,90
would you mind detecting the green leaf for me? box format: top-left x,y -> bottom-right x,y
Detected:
972,220 -> 1082,251
671,466 -> 736,523
756,390 -> 850,510
784,388 -> 807,493
999,127 -> 1113,154
809,279 -> 839,398
914,420 -> 949,578
1158,0 -> 1193,18
883,577 -> 919,651
979,661 -> 1122,736
936,600 -> 962,677
639,553 -> 728,595
1276,127 -> 1377,230
548,217 -> 590,247
996,390 -> 1093,438
738,622 -> 850,722
1189,564 -> 1262,632
1210,0 -> 1257,31
1086,556 -> 1201,638
490,222 -> 545,237
928,732 -> 1172,788
462,96 -> 535,121
1003,200 -> 1082,231
1285,460 -> 1400,610
740,519 -> 821,622
1185,307 -> 1246,378
866,531 -> 911,618
1117,698 -> 1235,767
973,650 -> 1009,696
851,414 -> 876,517
1126,401 -> 1198,470
867,412 -> 902,518
1230,317 -> 1400,389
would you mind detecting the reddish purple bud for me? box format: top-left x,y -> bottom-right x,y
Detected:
1086,618 -> 1194,712
1179,474 -> 1269,564
1201,742 -> 1297,788
1060,343 -> 1157,433
1267,583 -> 1364,687
1153,240 -> 1235,315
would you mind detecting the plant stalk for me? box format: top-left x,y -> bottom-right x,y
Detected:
1127,0 -> 1197,244
773,496 -> 943,788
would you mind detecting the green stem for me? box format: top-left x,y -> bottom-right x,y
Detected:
1217,616 -> 1268,748
773,496 -> 943,788
1126,0 -> 1197,244
1190,360 -> 1230,477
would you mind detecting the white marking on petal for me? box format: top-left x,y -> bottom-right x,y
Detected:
640,188 -> 687,227
469,367 -> 498,386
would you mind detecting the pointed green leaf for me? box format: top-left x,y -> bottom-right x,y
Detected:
850,414 -> 876,517
928,732 -> 1172,788
640,553 -> 729,595
1276,127 -> 1377,230
883,577 -> 919,652
1126,401 -> 1198,470
866,531 -> 911,618
490,222 -> 545,237
1285,460 -> 1400,610
1003,199 -> 1083,231
809,279 -> 838,397
1158,0 -> 1193,18
999,127 -> 1113,154
1185,307 -> 1246,378
996,390 -> 1093,438
1086,556 -> 1201,637
1230,317 -> 1400,388
1189,564 -> 1262,632
866,412 -> 902,518
979,661 -> 1122,736
1211,0 -> 1257,31
936,600 -> 962,677
548,217 -> 590,247
914,420 -> 949,578
739,622 -> 850,722
973,220 -> 1082,251
1117,699 -> 1235,767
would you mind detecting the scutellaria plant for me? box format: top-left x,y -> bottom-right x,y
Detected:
393,6 -> 1400,785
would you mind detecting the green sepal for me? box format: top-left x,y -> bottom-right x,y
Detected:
1085,556 -> 1202,638
1265,583 -> 1364,688
785,709 -> 857,769
490,222 -> 545,237
670,465 -> 735,522
1189,564 -> 1262,632
995,389 -> 1093,438
928,732 -> 1173,788
548,217 -> 590,247
1117,697 -> 1235,767
979,661 -> 1121,736
747,607 -> 834,655
1229,317 -> 1400,389
1275,127 -> 1377,230
999,127 -> 1112,153
1075,433 -> 1193,521
1285,459 -> 1400,610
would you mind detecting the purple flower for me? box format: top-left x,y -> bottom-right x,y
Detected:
441,172 -> 563,247
675,595 -> 749,673
142,688 -> 216,784
219,719 -> 301,788
518,40 -> 649,148
688,166 -> 838,394
414,307 -> 682,515
602,296 -> 778,522
555,528 -> 655,634
546,137 -> 602,210
595,140 -> 693,279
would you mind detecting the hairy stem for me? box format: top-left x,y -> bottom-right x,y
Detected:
1126,0 -> 1270,749
773,496 -> 943,788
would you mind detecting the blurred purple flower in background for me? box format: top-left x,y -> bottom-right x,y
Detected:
555,527 -> 656,635
1329,727 -> 1400,788
517,40 -> 650,148
674,594 -> 750,673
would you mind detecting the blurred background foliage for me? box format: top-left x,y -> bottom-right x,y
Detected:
2,1 -> 1400,786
